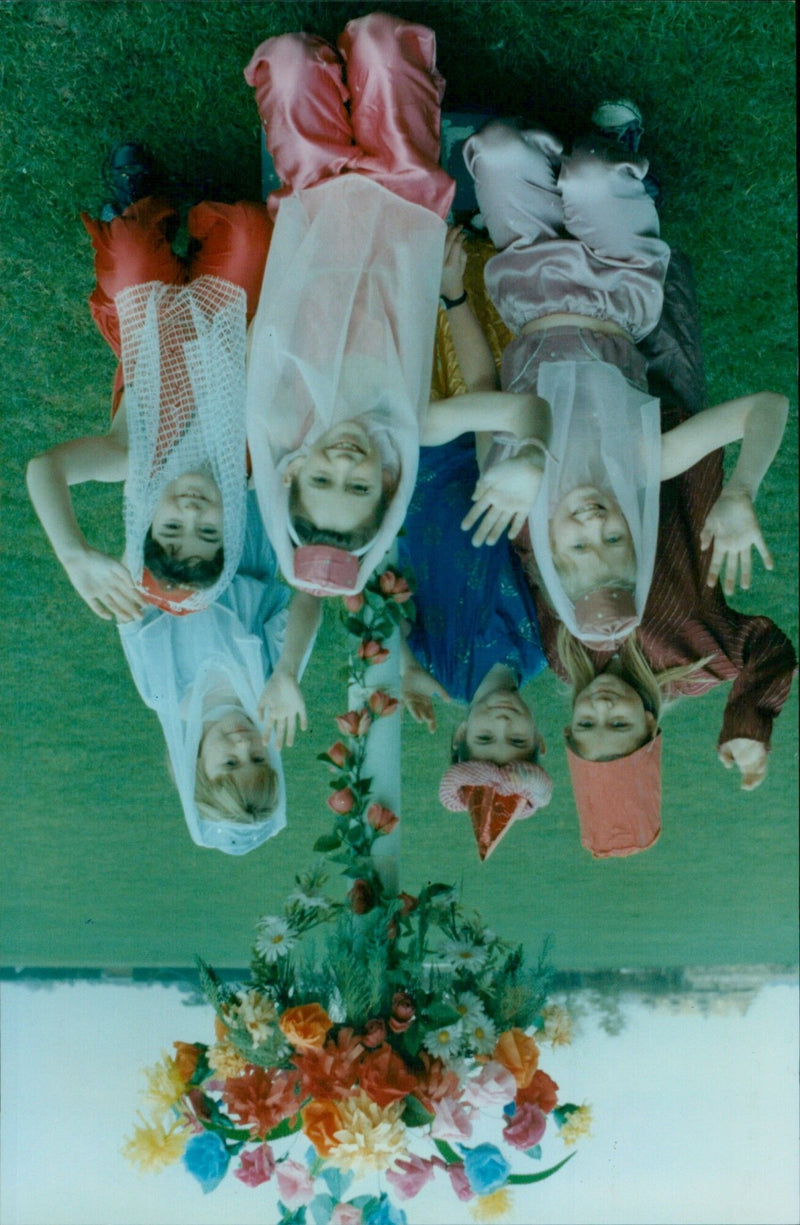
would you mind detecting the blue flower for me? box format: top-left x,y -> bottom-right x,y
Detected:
460,1143 -> 511,1195
182,1130 -> 229,1193
364,1192 -> 408,1225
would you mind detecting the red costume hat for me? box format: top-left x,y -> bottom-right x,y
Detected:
293,545 -> 361,597
438,760 -> 553,861
565,731 -> 662,858
139,568 -> 195,616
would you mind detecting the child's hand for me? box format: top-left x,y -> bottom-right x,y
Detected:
440,226 -> 467,300
461,452 -> 544,547
700,487 -> 774,595
401,663 -> 451,732
63,547 -> 145,622
718,738 -> 768,790
258,670 -> 307,750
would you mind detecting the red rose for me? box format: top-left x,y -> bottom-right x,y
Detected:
368,690 -> 400,718
343,593 -> 365,613
388,991 -> 415,1033
517,1069 -> 559,1114
326,741 -> 351,768
378,570 -> 413,603
361,1018 -> 387,1048
335,709 -> 372,738
366,803 -> 399,835
357,640 -> 390,665
358,1045 -> 418,1107
327,787 -> 355,815
349,879 -> 375,914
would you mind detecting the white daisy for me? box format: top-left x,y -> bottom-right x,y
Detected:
467,1015 -> 497,1056
440,940 -> 487,972
286,888 -> 331,911
452,991 -> 487,1029
254,916 -> 296,962
422,1020 -> 464,1060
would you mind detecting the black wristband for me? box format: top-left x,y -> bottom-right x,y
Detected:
441,290 -> 467,310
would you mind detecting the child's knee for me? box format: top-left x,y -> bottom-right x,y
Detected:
341,11 -> 403,60
245,32 -> 331,96
465,122 -> 561,179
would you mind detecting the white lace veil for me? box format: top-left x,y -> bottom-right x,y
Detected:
246,176 -> 445,594
529,360 -> 661,645
118,276 -> 248,613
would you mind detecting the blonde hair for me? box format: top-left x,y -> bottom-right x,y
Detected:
194,755 -> 279,825
557,623 -> 713,727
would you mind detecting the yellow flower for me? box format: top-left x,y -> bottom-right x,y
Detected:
141,1053 -> 188,1112
121,1112 -> 189,1172
540,1004 -> 573,1047
471,1188 -> 514,1222
328,1091 -> 407,1176
207,1039 -> 248,1079
560,1103 -> 593,1146
232,989 -> 278,1046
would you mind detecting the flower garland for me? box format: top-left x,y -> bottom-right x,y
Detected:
123,567 -> 591,1223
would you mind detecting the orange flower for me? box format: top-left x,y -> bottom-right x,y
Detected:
366,803 -> 399,835
414,1052 -> 461,1113
172,1042 -> 201,1083
493,1028 -> 540,1088
358,1044 -> 419,1107
343,592 -> 365,613
335,709 -> 372,738
378,570 -> 413,603
517,1068 -> 559,1113
368,690 -> 400,718
358,640 -> 390,665
214,1017 -> 228,1042
326,741 -> 351,768
279,1003 -> 333,1051
302,1099 -> 344,1156
328,787 -> 356,814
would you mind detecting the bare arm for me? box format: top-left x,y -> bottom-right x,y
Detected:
422,389 -> 542,447
258,591 -> 322,749
660,391 -> 788,490
440,227 -> 498,394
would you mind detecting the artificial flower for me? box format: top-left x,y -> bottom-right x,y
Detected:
279,1003 -> 333,1051
295,1029 -> 363,1100
207,1040 -> 247,1079
122,1113 -> 189,1173
539,1004 -> 573,1047
223,1067 -> 300,1137
422,1020 -> 464,1061
468,1016 -> 497,1056
471,1187 -> 514,1222
364,1193 -> 408,1225
325,741 -> 352,768
328,787 -> 356,815
330,1093 -> 408,1176
184,1087 -> 213,1126
414,1053 -> 461,1112
440,940 -> 487,972
493,1029 -> 539,1088
357,640 -> 390,665
140,1053 -> 187,1113
172,1042 -> 202,1084
286,887 -> 331,911
516,1069 -> 559,1114
378,570 -> 413,603
366,803 -> 399,834
254,917 -> 296,964
503,1101 -> 546,1150
362,1018 -> 387,1048
214,1015 -> 228,1041
182,1131 -> 229,1194
233,988 -> 278,1045
430,1096 -> 474,1142
397,892 -> 418,915
558,1103 -> 593,1146
452,992 -> 487,1029
368,690 -> 400,717
234,1143 -> 275,1187
343,592 -> 365,613
358,1044 -> 418,1107
335,708 -> 372,738
388,991 -> 415,1033
348,878 -> 375,914
447,1162 -> 475,1202
331,1205 -> 364,1225
462,1062 -> 517,1112
302,1098 -> 344,1157
386,1153 -> 437,1200
276,1157 -> 316,1207
460,1143 -> 511,1196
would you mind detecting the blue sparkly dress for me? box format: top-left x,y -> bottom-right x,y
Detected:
399,436 -> 547,703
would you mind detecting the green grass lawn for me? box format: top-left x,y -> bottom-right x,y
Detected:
1,0 -> 797,971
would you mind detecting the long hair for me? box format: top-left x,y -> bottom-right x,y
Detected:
194,755 -> 279,825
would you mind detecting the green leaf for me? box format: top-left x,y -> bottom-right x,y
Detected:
401,1095 -> 435,1128
313,834 -> 342,853
433,1138 -> 461,1166
507,1153 -> 576,1183
265,1113 -> 304,1142
425,1001 -> 462,1027
345,616 -> 366,636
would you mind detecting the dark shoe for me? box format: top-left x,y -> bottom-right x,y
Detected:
99,142 -> 160,220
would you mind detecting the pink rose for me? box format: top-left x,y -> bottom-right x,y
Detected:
276,1158 -> 316,1207
503,1101 -> 547,1151
330,1205 -> 364,1225
430,1096 -> 473,1142
447,1163 -> 475,1203
366,803 -> 399,835
357,639 -> 390,665
361,1018 -> 387,1048
368,690 -> 400,717
326,741 -> 351,768
386,1154 -> 436,1200
327,787 -> 356,815
335,709 -> 372,738
378,570 -> 413,603
462,1061 -> 518,1111
234,1143 -> 276,1187
343,593 -> 365,613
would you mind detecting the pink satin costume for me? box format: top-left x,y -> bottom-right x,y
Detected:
82,198 -> 272,413
244,11 -> 454,219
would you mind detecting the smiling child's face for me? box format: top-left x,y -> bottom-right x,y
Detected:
464,688 -> 540,765
568,673 -> 656,760
200,711 -> 268,784
549,486 -> 636,595
286,421 -> 385,535
150,473 -> 223,563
